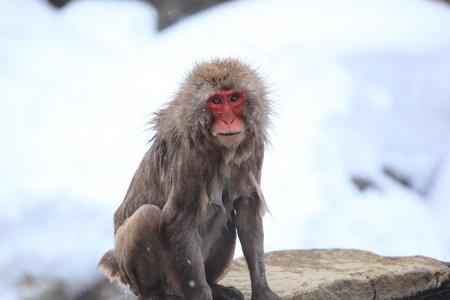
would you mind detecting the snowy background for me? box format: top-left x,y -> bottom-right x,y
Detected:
2,0 -> 450,298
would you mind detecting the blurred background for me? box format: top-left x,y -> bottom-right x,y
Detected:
2,0 -> 450,299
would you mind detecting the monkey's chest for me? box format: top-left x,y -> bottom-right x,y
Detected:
198,173 -> 259,257
209,180 -> 235,215
198,204 -> 229,257
200,180 -> 236,232
198,180 -> 240,257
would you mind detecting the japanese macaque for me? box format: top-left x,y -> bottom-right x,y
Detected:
98,58 -> 280,300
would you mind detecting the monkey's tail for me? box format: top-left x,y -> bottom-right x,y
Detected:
98,249 -> 127,286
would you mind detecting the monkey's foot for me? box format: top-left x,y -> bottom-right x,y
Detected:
250,288 -> 281,300
211,284 -> 244,300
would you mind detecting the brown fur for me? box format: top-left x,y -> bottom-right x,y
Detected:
98,58 -> 279,300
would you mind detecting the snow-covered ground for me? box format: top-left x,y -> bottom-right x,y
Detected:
2,0 -> 450,298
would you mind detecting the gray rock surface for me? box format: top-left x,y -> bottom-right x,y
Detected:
109,249 -> 450,300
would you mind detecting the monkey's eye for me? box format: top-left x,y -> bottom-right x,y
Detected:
230,95 -> 239,102
212,98 -> 222,105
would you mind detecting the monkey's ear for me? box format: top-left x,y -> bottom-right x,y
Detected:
98,249 -> 126,285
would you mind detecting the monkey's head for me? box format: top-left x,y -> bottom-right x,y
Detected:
154,58 -> 271,151
205,89 -> 245,147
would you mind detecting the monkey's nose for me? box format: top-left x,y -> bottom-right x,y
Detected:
223,118 -> 234,124
222,109 -> 234,124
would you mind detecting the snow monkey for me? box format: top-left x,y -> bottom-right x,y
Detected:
98,58 -> 280,300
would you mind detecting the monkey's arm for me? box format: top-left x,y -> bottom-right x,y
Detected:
235,197 -> 280,300
159,174 -> 213,300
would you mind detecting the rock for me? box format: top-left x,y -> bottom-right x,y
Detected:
108,249 -> 450,300
222,249 -> 450,300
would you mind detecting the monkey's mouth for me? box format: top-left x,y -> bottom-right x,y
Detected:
218,132 -> 241,136
213,131 -> 244,147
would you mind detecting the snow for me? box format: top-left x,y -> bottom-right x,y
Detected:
2,0 -> 450,298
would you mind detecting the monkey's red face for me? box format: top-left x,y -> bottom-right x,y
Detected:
206,90 -> 245,147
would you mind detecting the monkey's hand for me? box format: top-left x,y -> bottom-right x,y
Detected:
211,284 -> 244,300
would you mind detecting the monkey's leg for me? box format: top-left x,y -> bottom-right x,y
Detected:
204,212 -> 244,300
235,197 -> 281,300
115,204 -> 166,299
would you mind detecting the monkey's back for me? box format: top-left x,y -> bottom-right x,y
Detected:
113,139 -> 168,234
